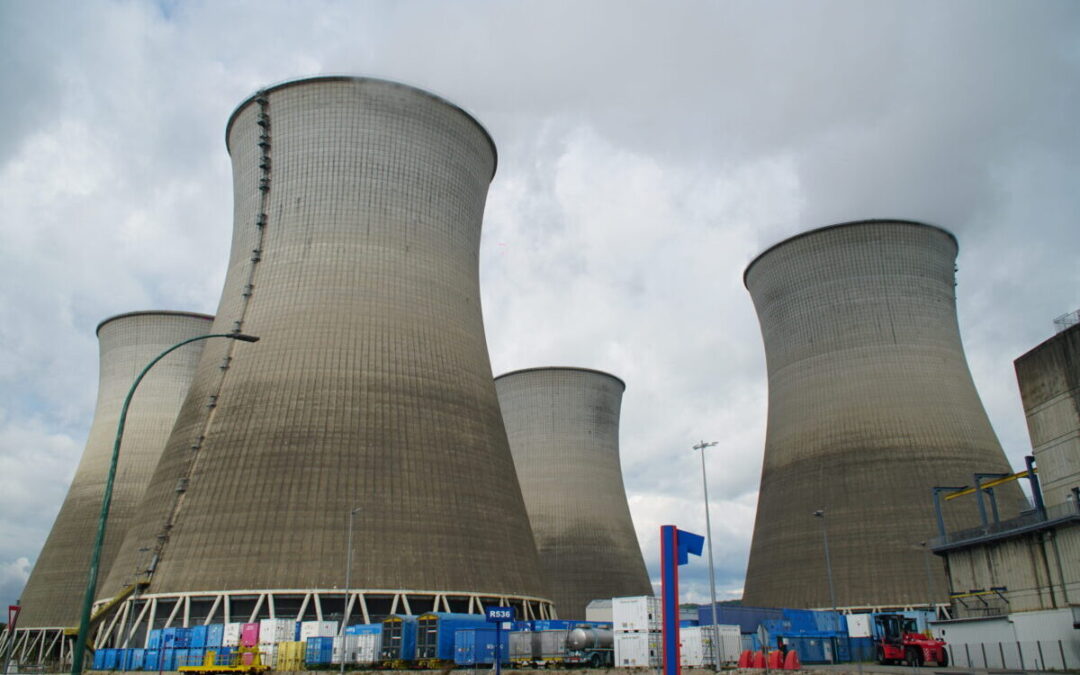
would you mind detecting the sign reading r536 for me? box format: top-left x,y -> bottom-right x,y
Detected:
484,606 -> 515,622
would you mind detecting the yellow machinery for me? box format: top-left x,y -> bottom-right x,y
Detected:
178,647 -> 270,674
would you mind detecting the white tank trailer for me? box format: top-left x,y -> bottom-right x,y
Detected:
495,367 -> 652,619
11,311 -> 212,660
741,220 -> 1024,609
97,77 -> 553,642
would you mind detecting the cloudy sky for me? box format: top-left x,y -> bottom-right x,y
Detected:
1,0 -> 1078,613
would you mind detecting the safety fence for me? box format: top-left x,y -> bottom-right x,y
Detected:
947,639 -> 1079,670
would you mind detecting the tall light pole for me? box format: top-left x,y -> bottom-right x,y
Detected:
70,332 -> 259,675
341,506 -> 361,675
812,510 -> 836,611
692,440 -> 721,671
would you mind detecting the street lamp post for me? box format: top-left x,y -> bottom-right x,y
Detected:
341,506 -> 361,675
812,510 -> 837,612
692,440 -> 721,671
70,332 -> 259,675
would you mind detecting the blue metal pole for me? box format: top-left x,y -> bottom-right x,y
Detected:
70,332 -> 258,675
661,525 -> 680,675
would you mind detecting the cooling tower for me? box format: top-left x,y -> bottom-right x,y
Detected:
494,367 -> 652,619
1014,321 -> 1080,508
741,220 -> 1024,609
100,77 -> 552,634
16,311 -> 213,631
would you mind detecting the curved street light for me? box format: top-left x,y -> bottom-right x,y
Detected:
71,332 -> 259,674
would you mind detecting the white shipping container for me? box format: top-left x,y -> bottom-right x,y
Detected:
847,614 -> 872,638
259,619 -> 296,645
716,625 -> 741,663
301,620 -> 339,641
354,632 -> 382,665
332,635 -> 359,664
223,623 -> 243,647
614,631 -> 661,667
680,626 -> 714,667
260,644 -> 278,667
612,596 -> 661,632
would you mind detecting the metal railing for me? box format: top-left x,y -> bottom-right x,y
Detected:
930,500 -> 1080,549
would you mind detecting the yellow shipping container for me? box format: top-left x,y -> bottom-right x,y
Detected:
276,641 -> 305,671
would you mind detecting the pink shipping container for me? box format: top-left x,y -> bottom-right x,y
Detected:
241,623 -> 260,647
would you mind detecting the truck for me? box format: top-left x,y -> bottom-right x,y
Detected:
873,614 -> 948,667
564,626 -> 614,668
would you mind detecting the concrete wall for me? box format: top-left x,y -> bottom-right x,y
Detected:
495,368 -> 652,618
17,311 -> 212,627
943,521 -> 1080,616
1014,322 -> 1080,507
742,220 -> 1024,609
102,78 -> 550,606
932,608 -> 1080,670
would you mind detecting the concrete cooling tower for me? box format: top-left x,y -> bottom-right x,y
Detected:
494,368 -> 652,619
13,312 -> 212,646
741,220 -> 1025,609
99,77 -> 552,640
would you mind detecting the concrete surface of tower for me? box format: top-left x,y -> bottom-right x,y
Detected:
741,219 -> 1025,609
101,77 -> 552,627
495,367 -> 652,619
1015,320 -> 1080,508
16,311 -> 213,631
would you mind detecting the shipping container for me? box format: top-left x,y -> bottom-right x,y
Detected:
354,629 -> 383,666
148,629 -> 163,649
509,630 -> 535,664
696,604 -> 783,633
614,631 -> 661,667
846,614 -> 872,638
241,623 -> 260,647
128,647 -> 146,671
379,615 -> 418,663
331,635 -> 358,664
188,625 -> 208,648
187,648 -> 207,668
162,627 -> 190,648
453,627 -> 511,666
680,626 -> 715,667
586,599 -> 613,623
300,620 -> 338,641
612,596 -> 661,632
260,644 -> 277,668
144,649 -> 160,671
537,629 -> 569,662
258,618 -> 296,645
206,623 -> 225,648
91,649 -> 106,670
415,612 -> 487,664
223,623 -> 243,647
306,636 -> 335,665
277,641 -> 305,671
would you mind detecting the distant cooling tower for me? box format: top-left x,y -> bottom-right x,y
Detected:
16,311 -> 212,634
100,77 -> 551,639
741,220 -> 1024,609
494,368 -> 652,619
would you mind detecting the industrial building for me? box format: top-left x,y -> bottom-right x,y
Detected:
88,77 -> 551,649
928,318 -> 1080,669
9,311 -> 213,662
741,220 -> 1025,610
495,367 -> 652,619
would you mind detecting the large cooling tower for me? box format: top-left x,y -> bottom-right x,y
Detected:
494,368 -> 652,619
741,220 -> 1024,609
17,311 -> 213,629
101,77 -> 551,628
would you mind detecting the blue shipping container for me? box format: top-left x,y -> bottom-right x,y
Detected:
92,649 -> 106,670
148,629 -> 163,649
697,605 -> 784,633
117,648 -> 133,671
162,627 -> 190,648
679,619 -> 699,627
129,648 -> 146,671
188,648 -> 206,668
417,612 -> 487,662
206,623 -> 224,648
344,623 -> 382,636
453,628 -> 510,666
144,649 -> 160,671
380,615 -> 418,662
189,625 -> 208,648
102,648 -> 120,670
212,647 -> 235,666
306,636 -> 334,665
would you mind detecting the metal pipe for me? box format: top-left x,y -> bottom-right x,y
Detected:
693,440 -> 721,671
341,506 -> 361,675
813,510 -> 836,611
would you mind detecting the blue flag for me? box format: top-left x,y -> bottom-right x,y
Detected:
677,529 -> 705,565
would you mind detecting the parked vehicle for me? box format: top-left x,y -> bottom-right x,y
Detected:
873,614 -> 948,666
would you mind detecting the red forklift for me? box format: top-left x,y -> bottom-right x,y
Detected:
873,614 -> 948,667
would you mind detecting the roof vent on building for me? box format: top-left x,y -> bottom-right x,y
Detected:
1053,309 -> 1080,333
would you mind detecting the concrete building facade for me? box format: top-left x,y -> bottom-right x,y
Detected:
495,367 -> 652,619
9,311 -> 212,661
99,78 -> 552,641
1014,321 -> 1080,507
741,220 -> 1024,610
